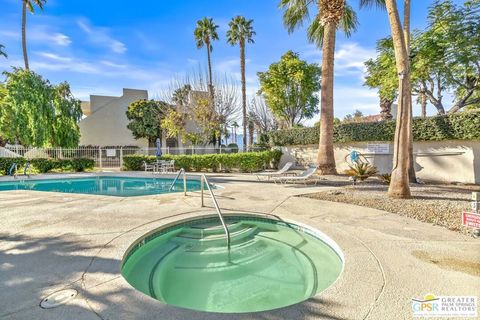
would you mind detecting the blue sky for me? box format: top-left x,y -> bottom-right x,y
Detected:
0,0 -> 463,123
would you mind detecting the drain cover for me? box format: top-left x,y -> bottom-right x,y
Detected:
40,289 -> 78,309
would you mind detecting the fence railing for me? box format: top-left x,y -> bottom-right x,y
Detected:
2,146 -> 264,169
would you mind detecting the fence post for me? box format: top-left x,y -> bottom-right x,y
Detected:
192,145 -> 194,155
120,147 -> 123,169
167,146 -> 170,155
98,147 -> 102,169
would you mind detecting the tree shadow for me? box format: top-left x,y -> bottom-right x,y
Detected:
0,232 -> 119,318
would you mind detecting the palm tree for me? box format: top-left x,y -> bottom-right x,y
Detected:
280,0 -> 358,174
232,121 -> 239,144
385,0 -> 412,198
0,44 -> 7,58
227,16 -> 256,152
194,17 -> 219,102
22,0 -> 46,70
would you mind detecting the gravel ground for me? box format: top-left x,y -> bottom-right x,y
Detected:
303,176 -> 480,235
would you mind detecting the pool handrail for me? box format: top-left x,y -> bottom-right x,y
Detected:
8,162 -> 17,178
201,175 -> 231,250
169,168 -> 186,194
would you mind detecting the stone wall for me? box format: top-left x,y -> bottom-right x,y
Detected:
280,140 -> 480,184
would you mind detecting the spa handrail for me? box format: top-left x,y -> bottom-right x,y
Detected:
202,175 -> 231,250
169,168 -> 185,191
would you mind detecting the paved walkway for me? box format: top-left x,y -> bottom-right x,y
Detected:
0,172 -> 478,319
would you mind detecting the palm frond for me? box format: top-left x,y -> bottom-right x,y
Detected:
227,16 -> 255,46
0,44 -> 7,58
359,0 -> 386,9
280,0 -> 314,33
338,4 -> 359,38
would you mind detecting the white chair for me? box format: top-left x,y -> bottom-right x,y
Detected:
143,161 -> 156,173
274,167 -> 318,185
256,162 -> 294,180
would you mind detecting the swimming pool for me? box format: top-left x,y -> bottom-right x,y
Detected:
0,176 -> 204,197
122,215 -> 344,313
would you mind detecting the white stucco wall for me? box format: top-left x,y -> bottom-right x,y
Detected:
79,89 -> 149,147
280,140 -> 480,184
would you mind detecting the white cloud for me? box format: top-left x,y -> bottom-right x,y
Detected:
51,33 -> 72,46
301,42 -> 376,79
77,18 -> 127,54
29,27 -> 72,46
36,52 -> 72,62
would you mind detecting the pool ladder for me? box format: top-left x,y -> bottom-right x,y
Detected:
168,169 -> 231,250
168,168 -> 187,195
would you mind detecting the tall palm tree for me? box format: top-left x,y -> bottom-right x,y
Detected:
280,0 -> 358,174
227,16 -> 256,152
0,44 -> 7,58
22,0 -> 46,70
194,17 -> 219,102
378,0 -> 412,198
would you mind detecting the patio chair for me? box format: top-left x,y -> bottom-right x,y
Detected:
274,166 -> 318,185
255,162 -> 294,180
154,160 -> 167,174
166,160 -> 175,172
143,161 -> 156,173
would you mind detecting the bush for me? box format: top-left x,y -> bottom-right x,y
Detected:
123,150 -> 283,173
30,158 -> 61,173
227,143 -> 239,153
0,157 -> 95,174
268,111 -> 480,146
70,158 -> 95,172
0,157 -> 26,175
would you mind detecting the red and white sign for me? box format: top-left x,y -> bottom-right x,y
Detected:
462,211 -> 480,229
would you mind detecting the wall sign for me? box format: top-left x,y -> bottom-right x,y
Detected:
366,143 -> 390,154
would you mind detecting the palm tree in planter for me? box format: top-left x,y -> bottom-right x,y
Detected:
194,17 -> 219,103
227,16 -> 256,151
280,0 -> 358,174
22,0 -> 46,70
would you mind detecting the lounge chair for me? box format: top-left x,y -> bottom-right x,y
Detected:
256,162 -> 294,180
274,166 -> 318,185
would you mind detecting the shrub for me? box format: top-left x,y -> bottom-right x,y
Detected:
122,150 -> 283,173
0,157 -> 26,175
268,111 -> 480,146
227,143 -> 239,153
30,158 -> 60,173
345,162 -> 378,182
70,158 -> 95,172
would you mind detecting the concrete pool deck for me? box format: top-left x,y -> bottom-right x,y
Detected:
0,172 -> 478,319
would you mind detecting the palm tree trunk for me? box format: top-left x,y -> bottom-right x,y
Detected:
385,0 -> 412,199
206,41 -> 214,103
240,39 -> 247,152
403,0 -> 416,184
22,0 -> 29,70
316,22 -> 337,175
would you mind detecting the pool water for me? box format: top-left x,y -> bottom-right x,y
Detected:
122,216 -> 343,313
0,176 -> 203,197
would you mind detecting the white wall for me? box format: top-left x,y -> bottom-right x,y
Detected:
280,140 -> 480,184
79,89 -> 149,147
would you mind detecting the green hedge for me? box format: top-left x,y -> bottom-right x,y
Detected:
123,150 -> 283,173
0,157 -> 94,174
0,158 -> 26,175
268,111 -> 480,146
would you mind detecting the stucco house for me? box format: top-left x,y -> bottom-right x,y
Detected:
79,88 -> 207,149
79,88 -> 150,147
